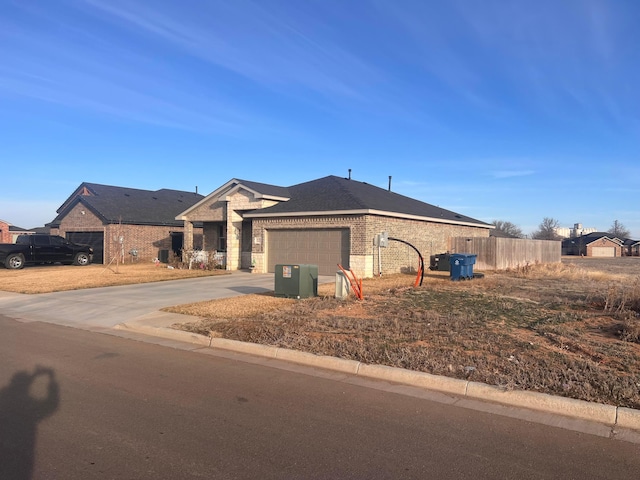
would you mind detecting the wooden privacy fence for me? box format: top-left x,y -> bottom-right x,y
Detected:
448,237 -> 561,271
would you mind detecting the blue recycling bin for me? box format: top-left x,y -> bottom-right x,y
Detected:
449,254 -> 477,281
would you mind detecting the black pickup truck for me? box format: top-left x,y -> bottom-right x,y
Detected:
0,234 -> 93,269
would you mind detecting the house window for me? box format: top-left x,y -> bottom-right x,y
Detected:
218,224 -> 226,252
242,220 -> 252,252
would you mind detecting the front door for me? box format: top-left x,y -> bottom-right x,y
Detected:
171,232 -> 184,257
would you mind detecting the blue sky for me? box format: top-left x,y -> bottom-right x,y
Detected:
1,0 -> 639,237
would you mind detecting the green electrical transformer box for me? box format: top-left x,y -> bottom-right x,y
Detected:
274,264 -> 318,299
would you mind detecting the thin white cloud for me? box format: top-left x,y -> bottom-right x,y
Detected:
0,9 -> 281,135
82,0 -> 382,100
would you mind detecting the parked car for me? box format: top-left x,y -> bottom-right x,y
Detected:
0,234 -> 93,269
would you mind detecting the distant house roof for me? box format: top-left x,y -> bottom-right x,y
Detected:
561,232 -> 625,248
580,232 -> 623,245
50,182 -> 204,227
0,222 -> 39,233
243,176 -> 489,228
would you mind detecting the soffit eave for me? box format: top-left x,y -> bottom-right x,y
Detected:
245,208 -> 490,228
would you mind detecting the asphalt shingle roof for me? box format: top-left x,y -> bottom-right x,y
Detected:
233,179 -> 290,199
51,183 -> 204,226
246,176 -> 488,226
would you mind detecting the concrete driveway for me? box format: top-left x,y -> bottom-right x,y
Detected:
0,272 -> 285,330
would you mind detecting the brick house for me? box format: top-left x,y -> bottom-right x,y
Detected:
48,183 -> 204,264
562,232 -> 624,257
177,175 -> 492,277
623,238 -> 640,256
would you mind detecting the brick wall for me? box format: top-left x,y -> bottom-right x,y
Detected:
54,203 -> 202,263
251,214 -> 489,277
187,198 -> 225,221
203,223 -> 222,251
0,221 -> 11,244
366,216 -> 489,277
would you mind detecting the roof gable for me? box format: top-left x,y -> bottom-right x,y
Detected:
177,178 -> 289,219
232,179 -> 290,199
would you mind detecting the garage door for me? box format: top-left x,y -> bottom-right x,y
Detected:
592,246 -> 615,257
267,229 -> 350,275
66,231 -> 104,264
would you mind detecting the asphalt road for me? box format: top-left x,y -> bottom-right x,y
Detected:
1,315 -> 639,480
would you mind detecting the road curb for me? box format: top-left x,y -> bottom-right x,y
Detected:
114,323 -> 211,347
465,381 -> 617,425
210,337 -> 279,358
357,363 -> 468,396
275,348 -> 361,374
117,322 -> 640,436
617,407 -> 640,431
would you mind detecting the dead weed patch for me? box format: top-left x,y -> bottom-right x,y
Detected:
174,261 -> 640,408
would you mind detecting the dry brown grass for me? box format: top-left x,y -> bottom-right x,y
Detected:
0,263 -> 227,294
171,292 -> 296,319
171,259 -> 640,409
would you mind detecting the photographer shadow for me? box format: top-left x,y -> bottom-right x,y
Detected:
0,367 -> 60,480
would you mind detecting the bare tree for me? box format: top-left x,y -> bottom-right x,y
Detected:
531,217 -> 561,240
607,220 -> 630,239
491,220 -> 524,238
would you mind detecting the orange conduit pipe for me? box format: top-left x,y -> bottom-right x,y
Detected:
337,264 -> 364,300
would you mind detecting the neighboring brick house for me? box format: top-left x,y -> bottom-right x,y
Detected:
623,238 -> 640,256
0,221 -> 39,243
562,232 -> 624,257
0,219 -> 10,244
48,183 -> 204,264
177,175 -> 492,277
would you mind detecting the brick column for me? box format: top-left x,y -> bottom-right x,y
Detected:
183,220 -> 194,253
226,208 -> 243,270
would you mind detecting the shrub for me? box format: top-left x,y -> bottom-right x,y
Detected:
170,249 -> 221,270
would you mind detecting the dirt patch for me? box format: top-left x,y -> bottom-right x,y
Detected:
170,259 -> 640,408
